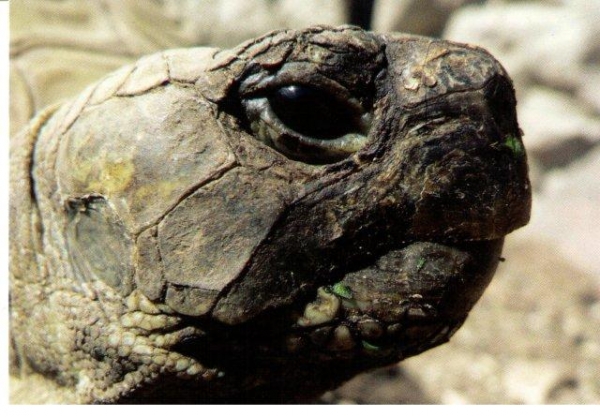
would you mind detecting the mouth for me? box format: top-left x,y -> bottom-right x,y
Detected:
285,286 -> 464,362
288,238 -> 503,359
171,238 -> 503,377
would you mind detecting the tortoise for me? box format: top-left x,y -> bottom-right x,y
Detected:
9,25 -> 531,403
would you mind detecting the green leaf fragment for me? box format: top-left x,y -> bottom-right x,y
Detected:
361,340 -> 381,351
503,134 -> 524,157
331,282 -> 353,300
416,257 -> 426,271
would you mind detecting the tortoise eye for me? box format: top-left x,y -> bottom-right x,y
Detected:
269,85 -> 364,140
242,83 -> 372,164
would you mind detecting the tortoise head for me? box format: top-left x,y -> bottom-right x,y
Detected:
43,26 -> 530,401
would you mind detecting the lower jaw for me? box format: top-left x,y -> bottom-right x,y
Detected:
158,316 -> 467,403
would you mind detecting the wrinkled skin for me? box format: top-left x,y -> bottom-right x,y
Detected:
9,26 -> 531,403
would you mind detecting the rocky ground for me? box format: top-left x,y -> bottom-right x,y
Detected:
9,0 -> 600,405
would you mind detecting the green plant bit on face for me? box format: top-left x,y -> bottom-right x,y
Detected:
503,134 -> 524,157
361,340 -> 381,351
416,257 -> 426,271
331,282 -> 354,300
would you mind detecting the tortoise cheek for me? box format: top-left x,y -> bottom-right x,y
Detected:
156,169 -> 289,318
65,195 -> 134,293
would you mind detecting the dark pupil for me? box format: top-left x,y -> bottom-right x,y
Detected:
269,85 -> 360,139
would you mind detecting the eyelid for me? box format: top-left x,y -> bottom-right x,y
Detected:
239,62 -> 360,108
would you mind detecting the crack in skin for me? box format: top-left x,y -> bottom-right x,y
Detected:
135,162 -> 238,239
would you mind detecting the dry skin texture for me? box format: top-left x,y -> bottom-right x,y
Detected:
9,26 -> 531,403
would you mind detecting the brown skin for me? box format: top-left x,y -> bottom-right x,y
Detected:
9,26 -> 531,403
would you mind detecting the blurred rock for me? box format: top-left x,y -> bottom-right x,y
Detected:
527,147 -> 600,278
373,0 -> 483,37
10,0 -> 347,55
503,359 -> 574,404
444,2 -> 600,96
322,365 -> 433,404
579,69 -> 600,115
518,87 -> 600,170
